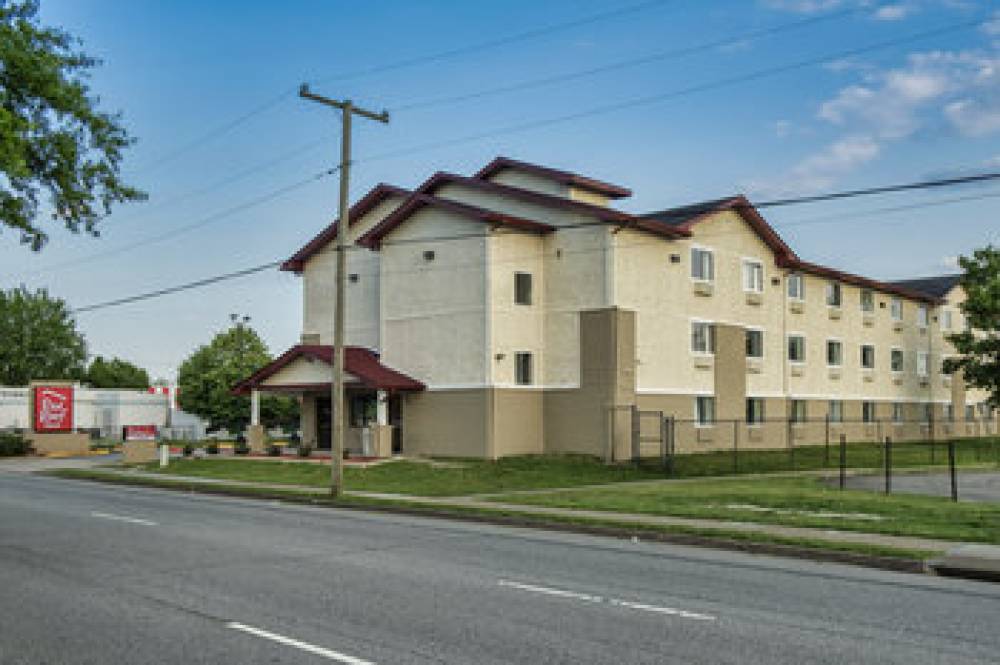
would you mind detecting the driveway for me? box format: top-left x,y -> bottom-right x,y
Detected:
0,453 -> 120,474
840,470 -> 1000,502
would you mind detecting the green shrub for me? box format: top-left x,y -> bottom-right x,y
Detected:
234,443 -> 250,456
267,444 -> 282,457
206,443 -> 219,455
297,445 -> 312,458
0,431 -> 30,457
183,443 -> 195,457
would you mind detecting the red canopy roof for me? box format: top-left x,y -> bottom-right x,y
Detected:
232,345 -> 425,394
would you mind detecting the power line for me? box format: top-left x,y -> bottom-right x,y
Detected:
69,169 -> 997,314
358,18 -> 982,166
129,0 -> 674,174
311,0 -> 677,85
11,167 -> 338,280
70,261 -> 282,314
393,7 -> 859,112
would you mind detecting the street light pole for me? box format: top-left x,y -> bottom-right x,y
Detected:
298,84 -> 389,497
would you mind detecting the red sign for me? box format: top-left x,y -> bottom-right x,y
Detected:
33,386 -> 73,432
125,425 -> 158,441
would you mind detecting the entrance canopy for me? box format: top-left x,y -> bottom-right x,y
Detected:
232,345 -> 425,395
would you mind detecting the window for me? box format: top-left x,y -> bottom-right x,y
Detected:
892,403 -> 904,423
965,405 -> 975,421
891,348 -> 904,372
891,298 -> 903,321
746,329 -> 764,359
917,304 -> 929,328
743,260 -> 764,292
862,401 -> 876,423
691,321 -> 716,354
942,310 -> 952,330
860,344 -> 875,370
860,289 -> 875,313
826,340 -> 843,367
826,282 -> 842,307
514,272 -> 532,306
917,351 -> 929,377
922,403 -> 934,422
691,248 -> 714,282
790,400 -> 807,423
787,273 -> 804,300
788,335 -> 805,363
514,352 -> 533,385
746,398 -> 765,425
945,404 -> 954,422
696,396 -> 716,426
828,400 -> 843,423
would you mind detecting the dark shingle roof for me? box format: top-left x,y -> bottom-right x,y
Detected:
641,196 -> 743,226
887,275 -> 962,299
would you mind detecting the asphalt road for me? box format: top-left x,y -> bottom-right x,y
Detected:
1,474 -> 998,665
842,470 -> 1000,502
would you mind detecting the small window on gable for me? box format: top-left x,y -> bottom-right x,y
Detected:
691,248 -> 714,282
860,289 -> 874,313
891,298 -> 903,321
917,304 -> 929,328
514,272 -> 532,306
826,282 -> 842,308
743,260 -> 764,293
787,273 -> 804,300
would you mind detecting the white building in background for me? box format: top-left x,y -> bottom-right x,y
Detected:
0,384 -> 206,441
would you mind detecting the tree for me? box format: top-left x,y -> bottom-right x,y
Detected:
85,355 -> 149,389
177,317 -> 297,433
943,246 -> 1000,407
0,286 -> 87,385
1,1 -> 145,250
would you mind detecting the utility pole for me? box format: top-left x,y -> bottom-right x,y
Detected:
298,84 -> 389,497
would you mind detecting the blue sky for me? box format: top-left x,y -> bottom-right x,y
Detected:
3,0 -> 999,380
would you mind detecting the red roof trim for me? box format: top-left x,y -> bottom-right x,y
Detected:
475,156 -> 632,199
412,172 -> 686,244
280,184 -> 409,273
780,259 -> 942,304
232,345 -> 425,394
358,192 -> 556,249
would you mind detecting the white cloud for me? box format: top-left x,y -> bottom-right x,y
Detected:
774,120 -> 792,137
874,4 -> 912,21
762,0 -> 846,12
754,45 -> 1000,194
940,255 -> 961,270
983,11 -> 1000,37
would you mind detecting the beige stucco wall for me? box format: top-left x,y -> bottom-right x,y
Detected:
402,389 -> 490,458
302,195 -> 405,349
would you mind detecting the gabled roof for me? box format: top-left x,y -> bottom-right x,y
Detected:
281,184 -> 409,273
643,195 -> 941,303
642,195 -> 798,264
357,192 -> 556,249
475,156 -> 632,199
887,275 -> 962,299
416,172 -> 686,240
232,345 -> 425,394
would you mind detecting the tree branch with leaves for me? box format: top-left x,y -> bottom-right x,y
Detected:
0,0 -> 145,250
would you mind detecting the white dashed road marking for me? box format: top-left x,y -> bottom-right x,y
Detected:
227,622 -> 376,664
498,579 -> 716,621
90,511 -> 157,526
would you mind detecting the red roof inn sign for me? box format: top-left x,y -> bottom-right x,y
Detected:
33,386 -> 74,432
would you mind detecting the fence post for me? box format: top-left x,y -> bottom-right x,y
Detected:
839,433 -> 847,490
787,417 -> 794,469
660,416 -> 669,472
929,409 -> 936,464
824,414 -> 830,467
884,436 -> 892,495
948,440 -> 958,502
668,416 -> 676,475
733,419 -> 739,474
630,405 -> 640,465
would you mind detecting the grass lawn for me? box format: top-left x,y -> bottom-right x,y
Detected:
140,455 -> 668,496
657,437 -> 999,478
488,476 -> 1000,544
